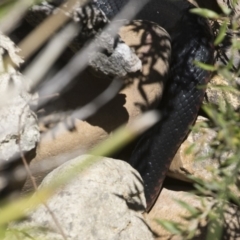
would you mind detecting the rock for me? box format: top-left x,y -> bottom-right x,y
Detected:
23,20 -> 170,193
168,116 -> 224,182
0,33 -> 39,160
209,0 -> 240,82
205,74 -> 240,111
88,30 -> 142,77
217,0 -> 240,14
169,116 -> 216,182
6,155 -> 154,240
148,188 -> 207,240
148,187 -> 240,240
0,33 -> 39,197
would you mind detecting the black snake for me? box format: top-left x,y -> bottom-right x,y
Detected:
97,0 -> 215,211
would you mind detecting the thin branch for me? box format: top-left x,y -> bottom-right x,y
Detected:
0,0 -> 36,34
17,104 -> 67,240
18,0 -> 89,60
24,22 -> 80,91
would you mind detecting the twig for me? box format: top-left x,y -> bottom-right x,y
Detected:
0,0 -> 36,34
17,104 -> 67,240
24,22 -> 80,91
18,0 -> 89,60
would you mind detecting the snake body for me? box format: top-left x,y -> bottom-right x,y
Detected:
97,0 -> 215,211
131,3 -> 214,210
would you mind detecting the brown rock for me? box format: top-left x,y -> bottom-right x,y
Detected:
205,75 -> 240,110
168,117 -> 220,182
23,20 -> 171,193
148,188 -> 240,240
148,188 -> 207,240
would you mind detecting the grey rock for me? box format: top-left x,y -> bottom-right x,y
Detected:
205,75 -> 240,111
7,155 -> 153,240
217,0 -> 240,14
211,1 -> 240,75
0,33 -> 39,162
0,33 -> 39,198
89,31 -> 142,77
169,116 -> 232,182
148,188 -> 240,240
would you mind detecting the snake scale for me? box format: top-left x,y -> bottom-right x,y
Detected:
97,0 -> 215,211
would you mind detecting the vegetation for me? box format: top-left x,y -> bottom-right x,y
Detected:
158,1 -> 240,239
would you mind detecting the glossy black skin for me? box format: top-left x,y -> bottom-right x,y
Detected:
130,10 -> 214,211
98,0 -> 214,211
